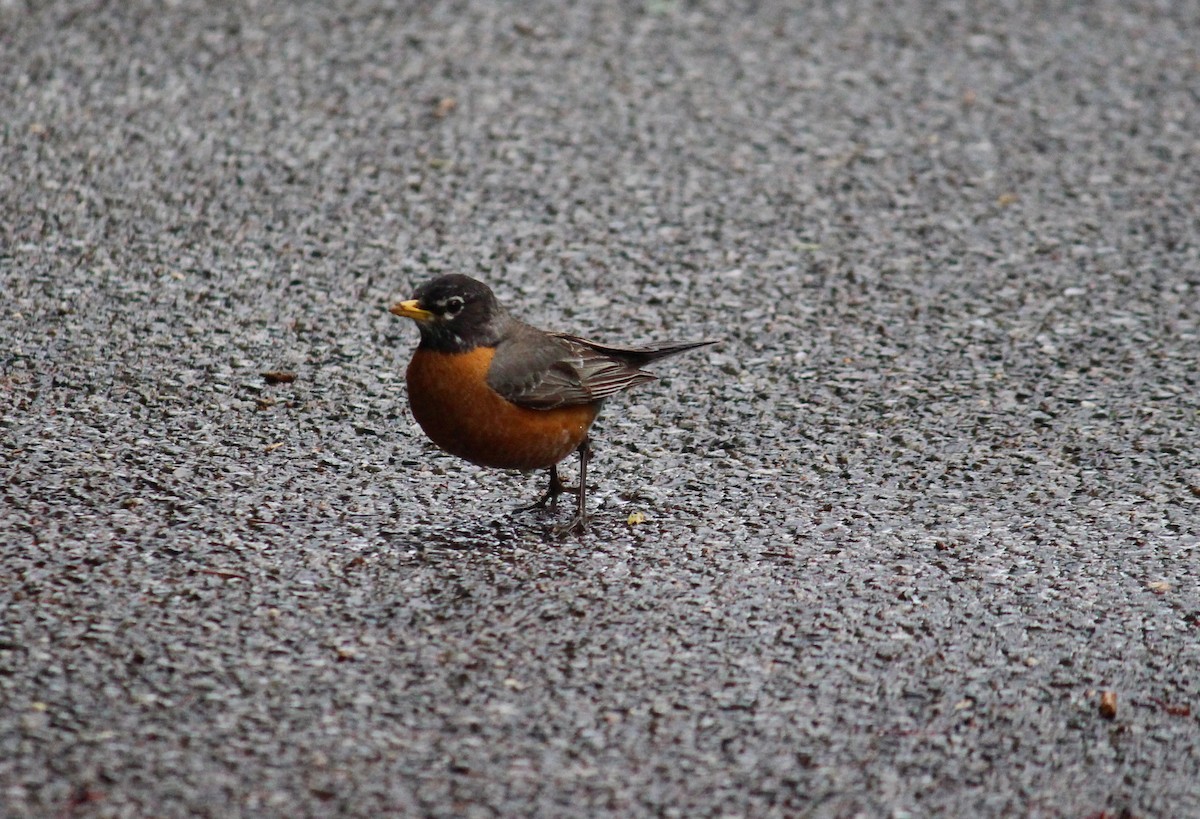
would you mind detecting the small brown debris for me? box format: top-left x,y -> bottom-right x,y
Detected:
198,568 -> 248,581
66,787 -> 105,808
1099,690 -> 1118,720
1150,697 -> 1191,717
262,370 -> 297,384
434,97 -> 457,118
310,787 -> 336,802
1147,580 -> 1171,595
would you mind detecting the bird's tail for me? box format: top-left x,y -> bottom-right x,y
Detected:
555,335 -> 718,367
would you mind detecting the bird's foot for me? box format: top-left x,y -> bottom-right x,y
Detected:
514,468 -> 577,513
553,512 -> 588,536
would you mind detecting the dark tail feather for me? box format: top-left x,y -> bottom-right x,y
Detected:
555,334 -> 719,367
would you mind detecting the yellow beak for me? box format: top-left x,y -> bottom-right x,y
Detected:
389,299 -> 434,321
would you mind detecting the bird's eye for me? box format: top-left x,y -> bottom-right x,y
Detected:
443,296 -> 465,316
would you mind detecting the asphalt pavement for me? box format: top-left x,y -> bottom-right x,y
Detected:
2,1 -> 1199,816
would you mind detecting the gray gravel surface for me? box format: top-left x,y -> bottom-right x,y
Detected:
3,1 -> 1199,816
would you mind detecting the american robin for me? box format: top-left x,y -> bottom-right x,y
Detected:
389,274 -> 715,533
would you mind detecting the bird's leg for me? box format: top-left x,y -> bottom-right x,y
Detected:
517,465 -> 577,513
556,437 -> 592,535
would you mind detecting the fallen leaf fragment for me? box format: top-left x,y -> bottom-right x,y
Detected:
262,370 -> 297,384
199,568 -> 248,581
1150,697 -> 1191,717
1099,690 -> 1118,720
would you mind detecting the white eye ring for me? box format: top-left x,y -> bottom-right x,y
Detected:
443,296 -> 465,316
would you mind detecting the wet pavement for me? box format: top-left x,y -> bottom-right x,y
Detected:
2,1 -> 1198,816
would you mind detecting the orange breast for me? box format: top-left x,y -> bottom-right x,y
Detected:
406,347 -> 601,471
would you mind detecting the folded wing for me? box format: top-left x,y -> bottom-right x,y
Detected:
486,326 -> 714,410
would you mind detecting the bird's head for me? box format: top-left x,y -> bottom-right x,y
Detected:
390,274 -> 504,351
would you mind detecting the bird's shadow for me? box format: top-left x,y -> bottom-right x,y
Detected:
380,506 -> 580,553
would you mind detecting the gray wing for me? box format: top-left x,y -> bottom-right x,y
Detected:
552,334 -> 717,367
486,326 -> 657,410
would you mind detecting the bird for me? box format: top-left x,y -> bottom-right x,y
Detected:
389,274 -> 715,533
